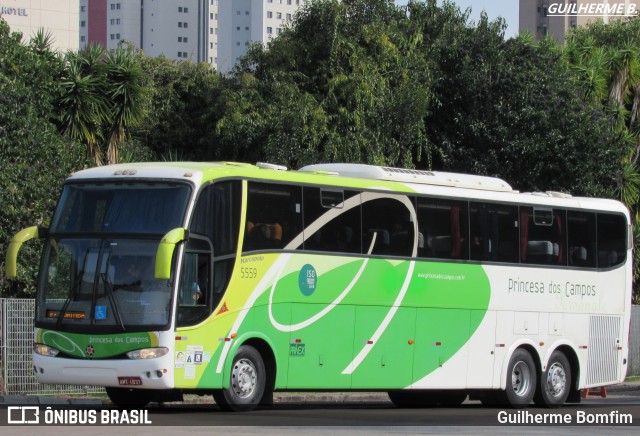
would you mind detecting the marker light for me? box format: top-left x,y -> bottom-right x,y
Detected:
34,343 -> 60,357
126,347 -> 169,360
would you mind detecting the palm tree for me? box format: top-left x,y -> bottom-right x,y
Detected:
103,46 -> 147,165
56,45 -> 110,165
56,43 -> 147,166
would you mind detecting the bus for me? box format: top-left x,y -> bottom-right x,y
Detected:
6,161 -> 632,411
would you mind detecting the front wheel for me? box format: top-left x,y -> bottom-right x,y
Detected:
213,345 -> 266,412
535,351 -> 571,407
504,348 -> 537,408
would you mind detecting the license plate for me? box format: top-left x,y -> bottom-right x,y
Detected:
118,376 -> 142,386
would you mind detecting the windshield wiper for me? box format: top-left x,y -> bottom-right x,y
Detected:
101,272 -> 126,331
56,269 -> 84,327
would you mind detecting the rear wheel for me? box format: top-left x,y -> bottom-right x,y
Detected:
106,387 -> 152,408
213,345 -> 266,412
535,351 -> 571,407
503,348 -> 537,408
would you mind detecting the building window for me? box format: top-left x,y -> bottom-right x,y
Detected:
286,13 -> 292,21
210,13 -> 214,19
237,10 -> 241,15
245,26 -> 249,30
184,7 -> 189,13
81,21 -> 86,27
276,28 -> 282,35
80,36 -> 86,42
267,27 -> 273,34
267,11 -> 272,18
288,0 -> 292,4
237,26 -> 241,30
178,6 -> 183,12
178,52 -> 182,58
81,6 -> 86,12
178,37 -> 183,42
276,12 -> 282,19
184,22 -> 188,28
179,22 -> 183,28
245,11 -> 249,15
236,42 -> 240,46
184,37 -> 188,43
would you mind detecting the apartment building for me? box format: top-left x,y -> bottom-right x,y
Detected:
0,0 -> 79,51
520,0 -> 639,42
80,0 -> 304,72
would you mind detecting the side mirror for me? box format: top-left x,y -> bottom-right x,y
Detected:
5,226 -> 47,278
155,228 -> 188,280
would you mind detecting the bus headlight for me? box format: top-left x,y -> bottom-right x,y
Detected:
126,347 -> 169,359
34,343 -> 60,357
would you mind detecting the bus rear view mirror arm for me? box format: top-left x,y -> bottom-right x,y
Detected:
155,227 -> 189,280
5,226 -> 48,279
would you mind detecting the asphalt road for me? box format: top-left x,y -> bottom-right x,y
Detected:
2,391 -> 640,435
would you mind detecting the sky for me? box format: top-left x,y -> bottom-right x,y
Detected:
395,0 -> 520,39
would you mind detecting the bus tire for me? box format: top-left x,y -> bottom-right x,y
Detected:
504,348 -> 537,408
213,345 -> 266,412
106,387 -> 152,408
535,350 -> 571,408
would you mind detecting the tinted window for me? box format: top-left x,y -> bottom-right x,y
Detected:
520,207 -> 567,265
597,213 -> 627,268
303,188 -> 361,254
362,194 -> 415,257
190,181 -> 241,256
470,203 -> 518,262
243,182 -> 303,252
417,198 -> 468,260
567,211 -> 597,267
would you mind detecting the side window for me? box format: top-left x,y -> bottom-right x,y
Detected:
417,198 -> 468,260
303,188 -> 362,254
520,207 -> 566,265
470,203 -> 518,262
243,182 -> 302,252
191,181 -> 242,256
567,211 -> 597,267
189,181 -> 241,315
177,236 -> 211,327
362,194 -> 415,257
597,213 -> 627,268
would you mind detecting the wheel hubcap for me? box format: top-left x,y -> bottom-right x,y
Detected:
511,360 -> 531,397
546,362 -> 566,397
232,358 -> 257,399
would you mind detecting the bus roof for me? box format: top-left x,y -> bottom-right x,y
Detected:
67,162 -> 629,216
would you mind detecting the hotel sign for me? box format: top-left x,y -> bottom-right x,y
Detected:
0,6 -> 28,16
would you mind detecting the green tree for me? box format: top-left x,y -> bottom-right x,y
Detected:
55,44 -> 147,165
135,55 -> 222,160
217,0 -> 433,168
0,20 -> 87,296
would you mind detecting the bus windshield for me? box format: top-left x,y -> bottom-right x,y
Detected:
50,182 -> 191,234
36,182 -> 192,332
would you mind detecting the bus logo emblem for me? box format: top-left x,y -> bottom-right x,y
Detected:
289,343 -> 305,356
298,264 -> 317,296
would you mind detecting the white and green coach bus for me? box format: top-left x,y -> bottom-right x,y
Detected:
6,162 -> 632,411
